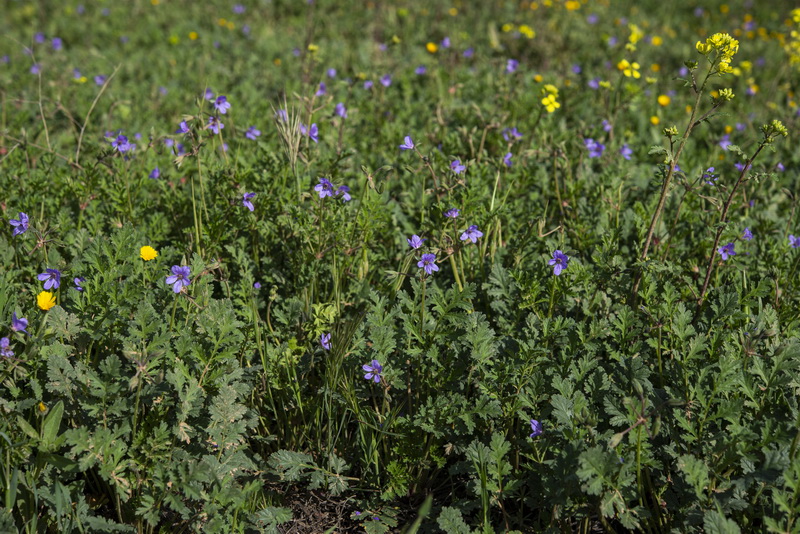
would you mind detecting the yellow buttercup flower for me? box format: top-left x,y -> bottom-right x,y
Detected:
617,59 -> 641,78
657,95 -> 671,106
426,42 -> 438,53
37,291 -> 56,311
650,116 -> 660,125
140,246 -> 158,261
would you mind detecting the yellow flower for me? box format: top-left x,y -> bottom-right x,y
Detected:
189,31 -> 199,40
657,95 -> 671,106
38,402 -> 47,413
565,0 -> 580,10
543,84 -> 558,95
518,24 -> 535,39
426,42 -> 438,53
168,35 -> 179,45
307,43 -> 318,52
541,94 -> 560,113
37,291 -> 56,311
140,246 -> 158,261
617,59 -> 641,78
448,7 -> 457,15
651,36 -> 663,46
501,23 -> 514,33
533,74 -> 543,83
724,125 -> 733,134
650,116 -> 660,125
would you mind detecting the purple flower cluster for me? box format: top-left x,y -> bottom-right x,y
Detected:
314,177 -> 351,202
584,138 -> 605,158
300,123 -> 319,143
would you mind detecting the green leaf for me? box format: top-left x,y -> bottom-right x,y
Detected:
703,510 -> 741,534
41,401 -> 64,452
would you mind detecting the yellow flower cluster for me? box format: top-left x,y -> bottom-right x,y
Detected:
785,9 -> 800,66
540,84 -> 560,113
696,32 -> 739,73
617,59 -> 641,78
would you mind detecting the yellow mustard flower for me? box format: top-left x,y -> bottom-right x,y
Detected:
617,59 -> 641,78
37,291 -> 56,311
140,246 -> 158,261
541,94 -> 560,113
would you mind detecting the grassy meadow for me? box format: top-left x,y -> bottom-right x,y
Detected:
2,0 -> 800,532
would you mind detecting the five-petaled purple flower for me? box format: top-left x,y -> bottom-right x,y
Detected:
718,242 -> 736,261
10,212 -> 29,236
149,167 -> 160,180
407,235 -> 425,249
320,333 -> 331,350
207,116 -> 224,134
176,121 -> 190,134
315,177 -> 335,199
315,82 -> 327,96
451,160 -> 466,174
460,225 -> 483,244
0,338 -> 13,358
362,360 -> 383,383
789,235 -> 800,249
380,74 -> 392,87
399,135 -> 415,150
529,419 -> 543,438
243,192 -> 256,212
94,75 -> 106,86
334,102 -> 347,119
38,269 -> 62,290
246,126 -> 261,140
214,95 -> 231,114
742,228 -> 753,241
444,208 -> 460,219
74,277 -> 85,291
506,59 -> 519,73
275,109 -> 288,122
111,134 -> 131,153
584,138 -> 605,158
415,65 -> 427,75
418,253 -> 439,275
11,312 -> 28,334
620,144 -> 633,160
548,250 -> 569,276
166,265 -> 191,293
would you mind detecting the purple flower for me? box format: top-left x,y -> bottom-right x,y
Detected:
253,282 -> 261,289
149,167 -> 160,180
165,265 -> 191,293
336,185 -> 351,202
111,135 -> 131,153
164,138 -> 174,148
602,119 -> 612,132
399,135 -> 415,150
503,152 -> 513,167
571,64 -> 582,74
74,277 -> 85,291
380,74 -> 392,87
327,68 -> 337,78
334,102 -> 347,119
314,177 -> 335,199
607,36 -> 618,47
742,228 -> 753,241
735,162 -> 751,173
362,360 -> 383,383
0,338 -> 13,358
243,192 -> 256,211
207,116 -> 224,135
275,109 -> 288,122
719,134 -> 731,150
417,253 -> 439,275
214,95 -> 231,114
246,126 -> 261,140
94,75 -> 106,86
11,312 -> 28,334
9,212 -> 29,236
415,65 -> 427,75
694,7 -> 704,16
407,235 -> 425,249
460,225 -> 483,243
789,235 -> 800,249
444,208 -> 460,219
204,88 -> 214,101
620,144 -> 633,160
450,160 -> 466,174
320,333 -> 331,350
38,268 -> 62,290
584,138 -> 605,158
718,242 -> 736,261
51,37 -> 63,51
441,36 -> 451,48
300,123 -> 319,143
587,13 -> 599,24
176,121 -> 190,134
30,63 -> 41,75
316,82 -> 327,96
588,77 -> 600,89
502,127 -> 523,142
548,250 -> 569,276
363,80 -> 373,90
529,419 -> 543,437
233,4 -> 245,13
35,32 -> 46,44
506,59 -> 519,73
703,167 -> 718,185
776,163 -> 785,172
